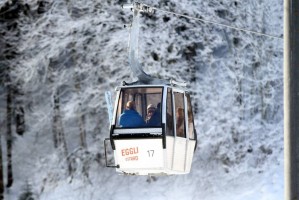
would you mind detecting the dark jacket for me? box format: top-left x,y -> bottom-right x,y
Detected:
119,109 -> 145,128
146,111 -> 161,127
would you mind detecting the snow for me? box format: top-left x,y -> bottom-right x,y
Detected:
0,0 -> 283,199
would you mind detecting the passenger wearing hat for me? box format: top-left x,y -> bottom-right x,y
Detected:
119,101 -> 145,128
146,103 -> 161,127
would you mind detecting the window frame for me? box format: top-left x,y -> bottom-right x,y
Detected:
172,88 -> 187,138
114,86 -> 164,129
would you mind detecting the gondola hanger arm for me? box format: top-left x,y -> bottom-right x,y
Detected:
122,2 -> 167,85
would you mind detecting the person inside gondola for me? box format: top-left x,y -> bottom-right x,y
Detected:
146,104 -> 161,127
119,101 -> 145,128
176,107 -> 185,137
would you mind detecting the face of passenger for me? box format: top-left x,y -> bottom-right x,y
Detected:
147,108 -> 155,117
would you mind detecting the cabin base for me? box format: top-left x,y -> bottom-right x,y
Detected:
112,137 -> 196,175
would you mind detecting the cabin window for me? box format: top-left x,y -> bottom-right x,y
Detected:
173,92 -> 186,137
186,94 -> 195,139
115,87 -> 163,128
166,88 -> 174,136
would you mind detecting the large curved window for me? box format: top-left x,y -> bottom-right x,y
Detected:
115,87 -> 163,128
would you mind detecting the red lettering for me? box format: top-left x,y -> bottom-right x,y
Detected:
125,156 -> 138,161
121,147 -> 139,156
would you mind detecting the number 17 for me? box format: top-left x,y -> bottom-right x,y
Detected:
147,150 -> 154,157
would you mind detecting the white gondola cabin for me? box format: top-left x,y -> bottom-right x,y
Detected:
104,2 -> 197,175
104,83 -> 197,175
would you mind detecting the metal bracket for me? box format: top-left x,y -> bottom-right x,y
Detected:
170,79 -> 188,87
122,2 -> 155,14
134,2 -> 155,14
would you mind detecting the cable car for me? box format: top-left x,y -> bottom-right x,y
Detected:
104,2 -> 197,175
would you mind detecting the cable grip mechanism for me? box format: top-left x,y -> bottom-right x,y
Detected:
122,2 -> 155,14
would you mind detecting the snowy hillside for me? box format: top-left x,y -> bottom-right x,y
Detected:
0,0 -> 283,199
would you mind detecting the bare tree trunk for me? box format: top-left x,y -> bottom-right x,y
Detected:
14,85 -> 25,136
74,72 -> 90,179
52,89 -> 72,175
74,73 -> 87,148
15,106 -> 25,135
0,0 -> 27,191
6,84 -> 13,188
52,92 -> 59,148
78,111 -> 87,148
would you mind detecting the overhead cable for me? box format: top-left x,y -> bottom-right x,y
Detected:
138,2 -> 283,40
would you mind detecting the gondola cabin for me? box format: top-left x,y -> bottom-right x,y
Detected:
105,84 -> 197,175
